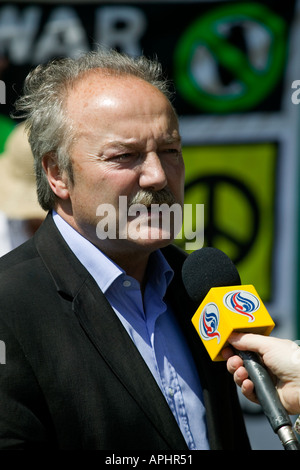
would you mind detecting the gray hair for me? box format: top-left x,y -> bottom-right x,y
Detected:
14,49 -> 174,211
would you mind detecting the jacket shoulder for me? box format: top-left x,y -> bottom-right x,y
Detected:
0,237 -> 38,272
0,238 -> 52,305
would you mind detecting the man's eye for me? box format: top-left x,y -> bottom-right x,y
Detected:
161,148 -> 181,156
112,153 -> 137,162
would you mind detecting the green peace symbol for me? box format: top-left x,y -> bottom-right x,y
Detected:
174,3 -> 286,112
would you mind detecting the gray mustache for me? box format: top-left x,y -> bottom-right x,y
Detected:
128,189 -> 177,207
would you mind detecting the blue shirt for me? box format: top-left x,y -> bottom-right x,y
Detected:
52,211 -> 209,450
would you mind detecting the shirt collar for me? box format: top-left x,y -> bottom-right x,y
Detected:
52,211 -> 174,294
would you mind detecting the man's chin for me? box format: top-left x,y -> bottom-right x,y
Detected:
119,231 -> 175,252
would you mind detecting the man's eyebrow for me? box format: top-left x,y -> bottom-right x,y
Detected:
102,140 -> 139,149
162,135 -> 182,144
102,136 -> 181,149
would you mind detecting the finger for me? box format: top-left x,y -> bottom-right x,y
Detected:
226,355 -> 244,375
240,379 -> 259,404
227,332 -> 272,355
233,370 -> 260,405
221,346 -> 235,360
233,365 -> 249,387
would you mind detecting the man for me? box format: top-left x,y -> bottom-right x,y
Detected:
0,49 -> 250,450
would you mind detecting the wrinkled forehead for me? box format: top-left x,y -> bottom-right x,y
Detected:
66,70 -> 170,109
65,70 -> 179,134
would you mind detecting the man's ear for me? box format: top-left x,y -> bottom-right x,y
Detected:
42,152 -> 70,200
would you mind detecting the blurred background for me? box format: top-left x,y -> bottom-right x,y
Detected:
0,0 -> 299,449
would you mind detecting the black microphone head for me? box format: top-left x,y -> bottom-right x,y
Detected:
182,247 -> 241,304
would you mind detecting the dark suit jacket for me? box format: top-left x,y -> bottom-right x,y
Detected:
0,214 -> 250,450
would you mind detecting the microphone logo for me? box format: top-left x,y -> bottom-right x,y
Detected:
223,290 -> 260,322
199,303 -> 221,344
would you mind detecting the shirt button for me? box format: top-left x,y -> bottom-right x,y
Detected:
123,280 -> 131,287
168,387 -> 174,397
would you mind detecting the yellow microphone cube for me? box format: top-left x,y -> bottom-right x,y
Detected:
191,285 -> 275,361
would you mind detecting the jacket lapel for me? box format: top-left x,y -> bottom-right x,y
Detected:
34,214 -> 187,450
73,278 -> 188,449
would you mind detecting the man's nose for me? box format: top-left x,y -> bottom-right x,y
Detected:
138,152 -> 168,191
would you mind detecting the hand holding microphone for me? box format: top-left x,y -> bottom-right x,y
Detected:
223,332 -> 300,415
182,247 -> 300,450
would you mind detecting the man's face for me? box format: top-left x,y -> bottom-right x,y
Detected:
62,72 -> 185,256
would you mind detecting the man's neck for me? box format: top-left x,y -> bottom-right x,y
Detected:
54,206 -> 152,287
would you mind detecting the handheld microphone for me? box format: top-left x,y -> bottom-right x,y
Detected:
182,247 -> 300,450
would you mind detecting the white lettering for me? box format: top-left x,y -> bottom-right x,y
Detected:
0,5 -> 41,64
33,7 -> 89,64
0,5 -> 148,65
0,80 -> 5,104
105,454 -> 140,467
151,203 -> 183,239
96,203 -> 117,239
96,6 -> 147,56
179,203 -> 204,250
127,203 -> 149,240
291,80 -> 300,104
95,197 -> 204,251
0,340 -> 6,364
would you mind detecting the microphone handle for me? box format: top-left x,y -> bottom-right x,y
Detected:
236,350 -> 300,450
